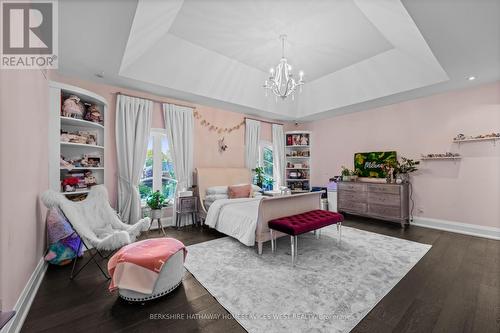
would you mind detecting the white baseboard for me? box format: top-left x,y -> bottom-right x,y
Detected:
412,217 -> 500,240
1,258 -> 47,333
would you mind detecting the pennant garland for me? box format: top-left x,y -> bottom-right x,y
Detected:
194,110 -> 245,134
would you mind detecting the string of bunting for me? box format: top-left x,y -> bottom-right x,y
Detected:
193,110 -> 245,134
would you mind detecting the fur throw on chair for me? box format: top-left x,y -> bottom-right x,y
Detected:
41,185 -> 151,251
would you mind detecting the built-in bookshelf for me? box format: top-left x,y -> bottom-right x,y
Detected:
285,131 -> 311,193
48,82 -> 107,198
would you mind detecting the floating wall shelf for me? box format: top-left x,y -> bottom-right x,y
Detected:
420,157 -> 462,161
453,137 -> 499,145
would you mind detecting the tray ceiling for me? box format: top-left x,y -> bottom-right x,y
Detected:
119,0 -> 448,118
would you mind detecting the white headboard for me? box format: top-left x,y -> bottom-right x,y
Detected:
194,167 -> 252,213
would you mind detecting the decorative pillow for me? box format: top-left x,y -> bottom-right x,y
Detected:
228,184 -> 252,199
206,186 -> 228,195
205,194 -> 228,201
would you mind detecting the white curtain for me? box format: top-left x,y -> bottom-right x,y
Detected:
163,103 -> 194,226
245,119 -> 261,170
116,95 -> 152,224
272,124 -> 285,190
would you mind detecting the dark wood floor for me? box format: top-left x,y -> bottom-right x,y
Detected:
22,216 -> 500,333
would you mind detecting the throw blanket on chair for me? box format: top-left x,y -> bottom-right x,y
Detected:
107,238 -> 187,294
44,207 -> 83,265
41,185 -> 151,251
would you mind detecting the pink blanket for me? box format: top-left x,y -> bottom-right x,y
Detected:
108,238 -> 187,294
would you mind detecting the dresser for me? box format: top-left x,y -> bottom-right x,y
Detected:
337,181 -> 410,227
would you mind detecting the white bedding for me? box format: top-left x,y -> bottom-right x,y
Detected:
205,197 -> 262,246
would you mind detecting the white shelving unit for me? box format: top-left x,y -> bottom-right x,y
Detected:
285,131 -> 311,193
48,81 -> 107,197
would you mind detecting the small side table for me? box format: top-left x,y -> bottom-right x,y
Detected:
175,196 -> 198,228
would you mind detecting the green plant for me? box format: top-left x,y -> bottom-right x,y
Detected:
341,166 -> 351,177
253,167 -> 265,188
146,190 -> 167,210
396,157 -> 420,174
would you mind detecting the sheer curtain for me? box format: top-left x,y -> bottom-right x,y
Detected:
116,95 -> 152,224
163,103 -> 194,226
272,124 -> 285,190
245,119 -> 261,170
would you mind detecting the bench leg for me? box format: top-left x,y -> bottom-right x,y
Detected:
270,229 -> 275,253
338,222 -> 342,243
315,228 -> 321,239
290,236 -> 295,266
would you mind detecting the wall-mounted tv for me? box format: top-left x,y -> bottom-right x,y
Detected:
354,151 -> 397,178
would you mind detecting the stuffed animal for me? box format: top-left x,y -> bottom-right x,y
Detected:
84,171 -> 96,186
60,156 -> 74,170
84,104 -> 102,124
62,95 -> 85,119
62,177 -> 79,192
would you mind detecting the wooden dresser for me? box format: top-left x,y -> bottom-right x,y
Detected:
337,181 -> 410,227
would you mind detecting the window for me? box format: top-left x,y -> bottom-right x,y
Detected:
257,140 -> 274,191
139,129 -> 176,204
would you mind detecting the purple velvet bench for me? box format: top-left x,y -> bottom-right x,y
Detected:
268,210 -> 344,265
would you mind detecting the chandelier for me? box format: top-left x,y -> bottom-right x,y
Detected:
263,34 -> 304,100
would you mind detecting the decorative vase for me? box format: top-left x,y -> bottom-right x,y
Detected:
342,175 -> 350,182
398,173 -> 410,183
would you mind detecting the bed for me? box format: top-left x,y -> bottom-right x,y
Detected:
194,167 -> 322,254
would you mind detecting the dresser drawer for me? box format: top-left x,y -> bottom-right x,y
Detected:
367,184 -> 400,195
338,200 -> 367,213
368,193 -> 400,207
368,204 -> 401,218
338,191 -> 367,202
338,182 -> 366,192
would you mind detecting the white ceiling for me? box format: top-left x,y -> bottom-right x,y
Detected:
168,0 -> 393,81
56,0 -> 500,121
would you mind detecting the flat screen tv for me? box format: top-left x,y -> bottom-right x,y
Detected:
354,151 -> 397,178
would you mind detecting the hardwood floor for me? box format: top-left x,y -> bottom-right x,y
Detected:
22,217 -> 500,333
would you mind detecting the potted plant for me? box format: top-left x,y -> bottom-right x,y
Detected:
351,168 -> 360,181
146,190 -> 167,219
341,166 -> 351,181
253,167 -> 265,188
395,157 -> 420,183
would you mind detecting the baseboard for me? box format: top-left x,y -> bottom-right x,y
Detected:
412,217 -> 500,240
0,258 -> 47,333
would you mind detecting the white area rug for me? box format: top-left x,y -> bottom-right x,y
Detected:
184,226 -> 431,333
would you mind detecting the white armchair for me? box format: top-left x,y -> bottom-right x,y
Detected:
41,185 -> 151,279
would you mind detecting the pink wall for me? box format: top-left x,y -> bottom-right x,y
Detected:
49,72 -> 277,207
303,82 -> 500,228
0,69 -> 49,310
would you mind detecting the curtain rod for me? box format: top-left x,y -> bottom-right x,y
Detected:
116,92 -> 282,125
115,92 -> 195,109
244,117 -> 284,126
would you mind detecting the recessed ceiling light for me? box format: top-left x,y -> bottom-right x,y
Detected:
467,76 -> 476,81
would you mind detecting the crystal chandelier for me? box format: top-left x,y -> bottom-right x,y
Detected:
263,34 -> 304,100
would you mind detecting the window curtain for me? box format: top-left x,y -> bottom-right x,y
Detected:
163,103 -> 194,226
245,119 -> 261,170
116,95 -> 153,224
272,124 -> 285,190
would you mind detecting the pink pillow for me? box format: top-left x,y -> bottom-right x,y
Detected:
228,184 -> 252,199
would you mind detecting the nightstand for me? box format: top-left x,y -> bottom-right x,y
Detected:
175,196 -> 198,228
